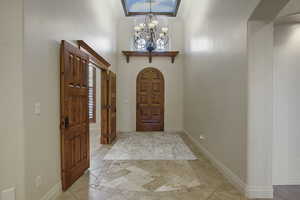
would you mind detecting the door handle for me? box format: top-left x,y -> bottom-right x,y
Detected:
65,116 -> 69,129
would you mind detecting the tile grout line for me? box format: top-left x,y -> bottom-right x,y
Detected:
69,190 -> 80,200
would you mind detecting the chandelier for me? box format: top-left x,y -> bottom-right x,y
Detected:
133,1 -> 169,53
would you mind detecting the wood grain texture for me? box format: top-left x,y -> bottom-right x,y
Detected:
122,51 -> 179,63
60,40 -> 90,190
101,70 -> 109,144
108,71 -> 117,143
77,40 -> 111,69
136,68 -> 164,131
101,71 -> 117,144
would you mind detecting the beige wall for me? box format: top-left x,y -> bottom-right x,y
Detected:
116,18 -> 184,132
0,0 -> 25,199
273,22 -> 300,185
247,20 -> 274,197
272,0 -> 300,185
22,0 -> 120,199
181,0 -> 259,183
273,11 -> 300,184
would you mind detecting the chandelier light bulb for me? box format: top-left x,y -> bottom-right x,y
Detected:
152,20 -> 159,26
134,26 -> 141,31
148,23 -> 155,29
162,27 -> 168,33
159,33 -> 164,38
139,23 -> 145,28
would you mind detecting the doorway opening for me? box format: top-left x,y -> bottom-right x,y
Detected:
89,64 -> 101,155
88,62 -> 117,159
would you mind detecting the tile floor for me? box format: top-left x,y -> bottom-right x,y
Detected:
56,132 -> 250,200
103,132 -> 197,160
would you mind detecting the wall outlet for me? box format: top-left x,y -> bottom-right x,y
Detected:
35,176 -> 42,188
1,187 -> 15,200
199,135 -> 206,140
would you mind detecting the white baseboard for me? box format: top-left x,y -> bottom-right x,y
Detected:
164,129 -> 183,133
40,182 -> 62,200
286,178 -> 300,185
183,130 -> 246,192
245,186 -> 273,199
183,130 -> 274,199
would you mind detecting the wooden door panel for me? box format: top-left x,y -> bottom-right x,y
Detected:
151,94 -> 161,104
151,107 -> 161,120
101,70 -> 109,144
139,94 -> 148,104
101,71 -> 117,144
60,41 -> 90,191
140,106 -> 151,120
137,68 -> 164,131
108,72 -> 117,143
140,81 -> 149,91
152,82 -> 161,91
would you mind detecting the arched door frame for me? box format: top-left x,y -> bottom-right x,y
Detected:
136,67 -> 165,131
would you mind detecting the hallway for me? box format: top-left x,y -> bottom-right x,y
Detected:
56,132 -> 247,200
2,0 -> 300,199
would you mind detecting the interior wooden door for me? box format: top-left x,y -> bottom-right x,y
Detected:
137,67 -> 164,131
108,72 -> 117,143
101,70 -> 109,144
101,71 -> 117,144
60,41 -> 90,190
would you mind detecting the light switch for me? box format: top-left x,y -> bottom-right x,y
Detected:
34,102 -> 41,115
1,187 -> 15,200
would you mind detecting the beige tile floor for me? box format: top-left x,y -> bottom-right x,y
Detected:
56,132 -> 251,200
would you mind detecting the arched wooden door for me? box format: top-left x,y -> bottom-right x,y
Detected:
137,67 -> 164,131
